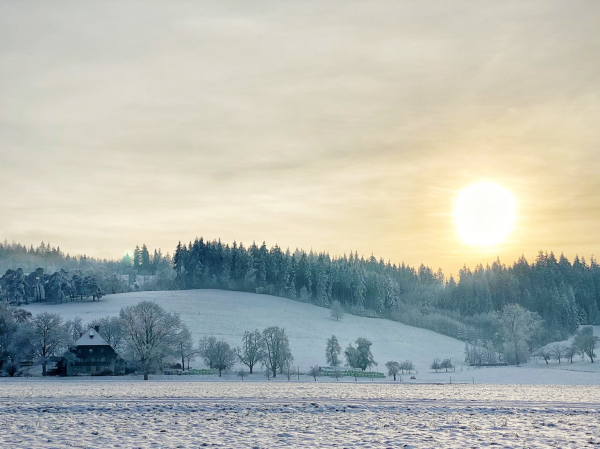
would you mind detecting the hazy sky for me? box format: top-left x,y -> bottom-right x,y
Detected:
1,1 -> 599,275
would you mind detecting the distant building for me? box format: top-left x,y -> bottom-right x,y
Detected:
66,326 -> 126,376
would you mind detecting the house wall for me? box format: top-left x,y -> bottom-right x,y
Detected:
67,345 -> 126,376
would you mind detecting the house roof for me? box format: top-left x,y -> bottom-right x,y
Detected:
75,328 -> 111,347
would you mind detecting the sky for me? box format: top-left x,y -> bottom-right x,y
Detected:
1,1 -> 599,275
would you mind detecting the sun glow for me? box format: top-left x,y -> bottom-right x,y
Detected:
454,182 -> 516,246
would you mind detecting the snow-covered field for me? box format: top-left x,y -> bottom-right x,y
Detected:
23,289 -> 467,373
21,290 -> 600,384
1,380 -> 600,448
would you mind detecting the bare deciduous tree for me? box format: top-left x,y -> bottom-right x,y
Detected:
535,348 -> 552,364
262,326 -> 293,378
400,360 -> 414,374
119,301 -> 183,380
440,358 -> 454,372
308,365 -> 320,381
551,344 -> 566,364
565,345 -> 577,363
386,361 -> 401,380
174,324 -> 195,371
200,336 -> 237,377
573,327 -> 599,363
30,312 -> 69,376
499,304 -> 540,365
237,329 -> 264,374
86,316 -> 124,352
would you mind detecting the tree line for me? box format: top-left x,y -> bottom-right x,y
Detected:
0,300 -> 392,379
172,239 -> 600,343
3,237 -> 600,350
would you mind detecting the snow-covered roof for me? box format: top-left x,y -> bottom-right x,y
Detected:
75,328 -> 110,347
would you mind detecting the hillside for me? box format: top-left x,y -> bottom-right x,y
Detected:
19,290 -> 600,384
23,289 -> 465,372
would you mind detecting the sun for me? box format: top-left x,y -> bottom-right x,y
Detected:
454,182 -> 516,246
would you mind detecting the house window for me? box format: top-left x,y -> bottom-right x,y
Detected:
89,348 -> 93,353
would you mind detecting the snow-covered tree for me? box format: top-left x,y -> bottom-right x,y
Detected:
86,316 -> 124,352
573,326 -> 599,363
119,301 -> 182,380
199,337 -> 236,377
64,317 -> 84,342
262,326 -> 293,378
29,312 -> 69,376
440,358 -> 454,372
237,329 -> 264,374
400,360 -> 414,373
345,337 -> 377,371
551,344 -> 567,364
499,304 -> 540,365
83,276 -> 104,301
308,365 -> 320,381
385,361 -> 401,380
330,300 -> 344,321
174,325 -> 195,371
325,335 -> 341,367
565,345 -> 577,363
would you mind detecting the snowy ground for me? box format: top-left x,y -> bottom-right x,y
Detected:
23,289 -> 467,374
21,290 -> 600,384
1,380 -> 600,448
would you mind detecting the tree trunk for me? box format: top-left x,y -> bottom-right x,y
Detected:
393,374 -> 396,381
219,369 -> 222,377
42,361 -> 47,376
144,372 -> 149,380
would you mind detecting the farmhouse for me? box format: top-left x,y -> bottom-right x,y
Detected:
66,326 -> 126,376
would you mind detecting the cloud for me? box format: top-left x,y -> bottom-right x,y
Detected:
1,1 -> 599,273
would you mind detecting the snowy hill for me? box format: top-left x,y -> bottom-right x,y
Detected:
20,290 -> 600,384
23,289 -> 465,372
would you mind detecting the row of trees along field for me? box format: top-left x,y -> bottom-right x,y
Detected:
1,301 -> 407,379
3,238 -> 600,351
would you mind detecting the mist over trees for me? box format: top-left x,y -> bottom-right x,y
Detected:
0,241 -> 125,275
0,241 -> 175,305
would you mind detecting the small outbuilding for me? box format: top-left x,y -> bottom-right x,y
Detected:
66,326 -> 126,376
